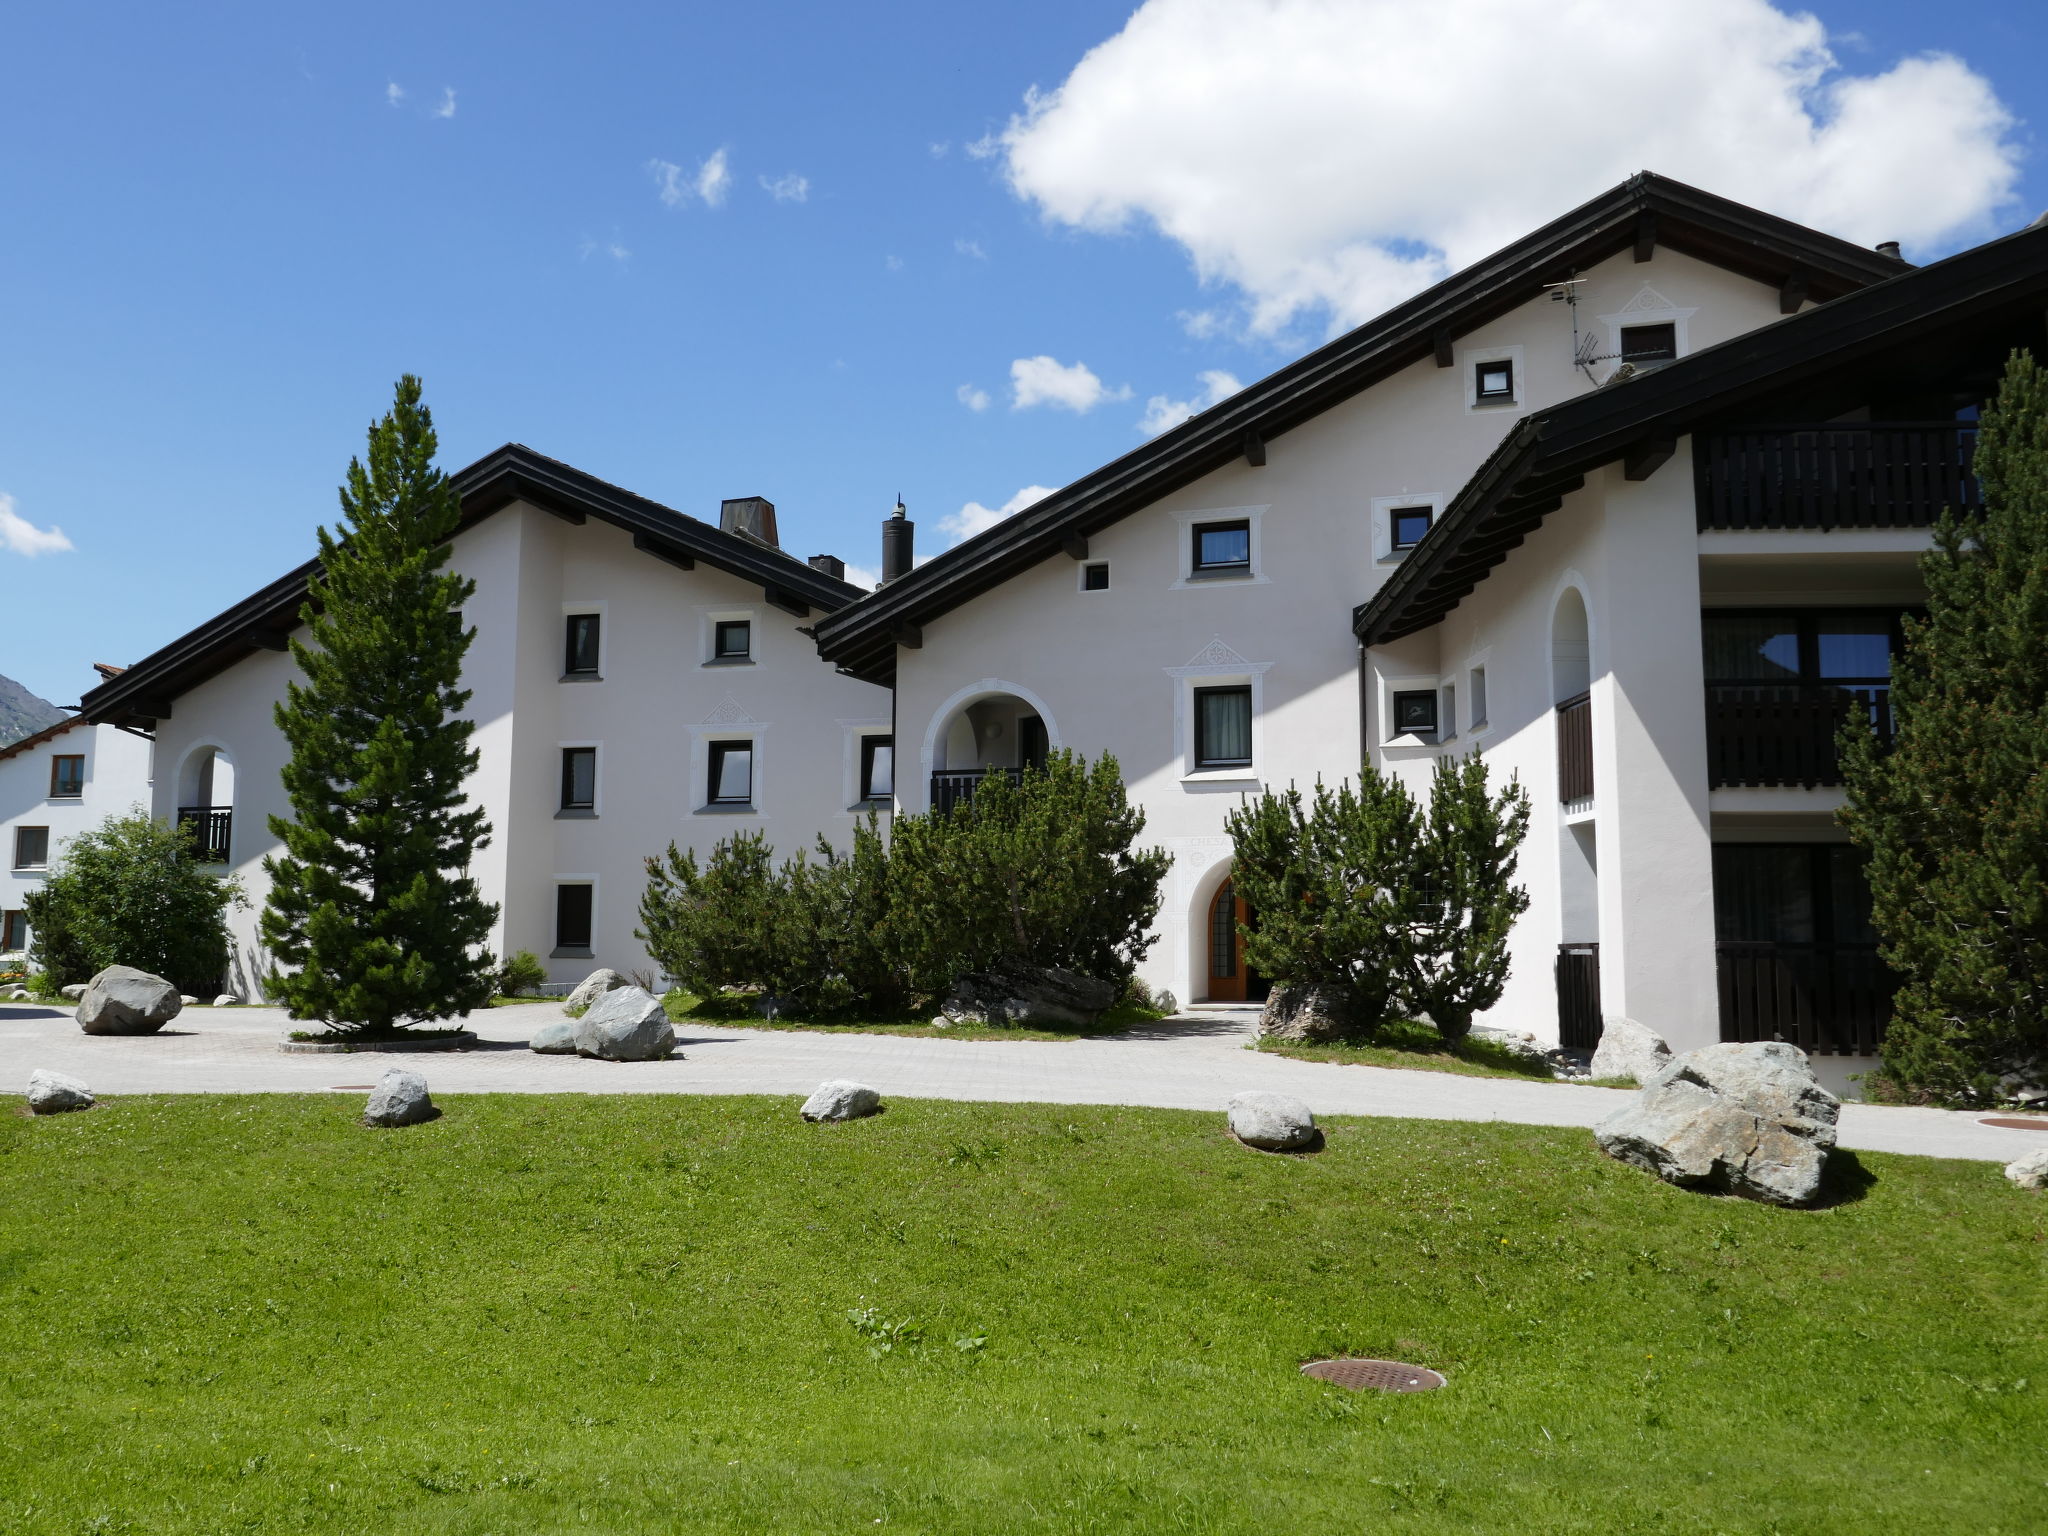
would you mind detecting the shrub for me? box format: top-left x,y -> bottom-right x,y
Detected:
495,949 -> 548,997
1399,755 -> 1532,1042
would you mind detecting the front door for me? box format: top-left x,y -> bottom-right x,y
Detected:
1207,879 -> 1262,1002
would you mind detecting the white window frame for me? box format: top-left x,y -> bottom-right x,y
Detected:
1371,492 -> 1446,563
1170,506 -> 1270,590
1077,559 -> 1112,594
1460,343 -> 1525,414
1165,646 -> 1273,784
838,718 -> 895,812
699,603 -> 760,667
556,740 -> 602,819
688,722 -> 769,815
1598,292 -> 1698,378
551,874 -> 600,958
561,600 -> 608,682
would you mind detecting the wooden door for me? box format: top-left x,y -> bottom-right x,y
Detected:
1207,879 -> 1251,1002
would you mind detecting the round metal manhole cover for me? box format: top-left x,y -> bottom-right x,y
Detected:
1980,1117 -> 2048,1132
1301,1358 -> 1445,1392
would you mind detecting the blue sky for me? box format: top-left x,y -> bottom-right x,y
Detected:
4,0 -> 2045,704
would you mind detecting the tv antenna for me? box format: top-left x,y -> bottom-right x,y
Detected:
1548,273 -> 1627,382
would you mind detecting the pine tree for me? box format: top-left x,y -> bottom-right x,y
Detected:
1840,351 -> 2048,1102
1400,754 -> 1531,1043
260,377 -> 498,1035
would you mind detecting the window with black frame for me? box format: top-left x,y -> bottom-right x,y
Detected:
554,884 -> 593,953
563,613 -> 601,677
1702,610 -> 1901,730
1190,519 -> 1251,576
1390,689 -> 1438,738
713,619 -> 751,661
559,747 -> 596,813
707,740 -> 753,806
1619,322 -> 1677,363
860,736 -> 894,802
1193,685 -> 1252,769
13,827 -> 49,869
1389,505 -> 1433,551
1473,358 -> 1515,403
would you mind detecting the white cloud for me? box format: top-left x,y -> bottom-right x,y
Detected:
1138,369 -> 1243,436
884,254 -> 904,272
579,235 -> 630,264
651,151 -> 732,209
1177,308 -> 1224,340
956,383 -> 991,412
996,0 -> 2021,335
841,562 -> 882,592
761,171 -> 810,203
954,237 -> 987,260
1009,355 -> 1130,413
942,485 -> 1058,544
696,148 -> 731,207
929,141 -> 950,159
965,132 -> 1001,161
385,81 -> 404,107
0,494 -> 74,558
432,86 -> 456,120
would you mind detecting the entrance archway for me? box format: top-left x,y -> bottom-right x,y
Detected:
1204,877 -> 1267,1003
921,681 -> 1059,814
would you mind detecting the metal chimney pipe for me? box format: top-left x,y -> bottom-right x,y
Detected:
880,499 -> 914,584
1875,240 -> 1902,260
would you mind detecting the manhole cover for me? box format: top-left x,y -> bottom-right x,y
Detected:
1980,1117 -> 2048,1132
1301,1358 -> 1444,1392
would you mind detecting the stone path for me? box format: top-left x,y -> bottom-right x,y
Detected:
3,999 -> 2037,1165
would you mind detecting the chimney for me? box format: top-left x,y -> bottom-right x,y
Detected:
1875,240 -> 1902,260
808,554 -> 846,581
719,496 -> 779,547
880,498 -> 914,584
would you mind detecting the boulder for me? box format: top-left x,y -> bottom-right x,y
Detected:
1594,1041 -> 1840,1207
801,1080 -> 883,1123
2005,1148 -> 2048,1191
60,984 -> 86,1001
363,1068 -> 437,1128
565,968 -> 631,1014
2,987 -> 29,1002
75,966 -> 184,1035
939,959 -> 1116,1028
529,1019 -> 579,1055
211,994 -> 239,1008
1227,1090 -> 1318,1151
1470,1023 -> 1555,1061
27,1069 -> 94,1115
1257,984 -> 1356,1043
1153,989 -> 1179,1016
573,986 -> 677,1062
1589,1016 -> 1674,1085
178,994 -> 198,1007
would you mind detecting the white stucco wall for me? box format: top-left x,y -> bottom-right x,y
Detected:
1,719 -> 156,962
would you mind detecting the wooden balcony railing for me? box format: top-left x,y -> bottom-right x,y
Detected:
929,768 -> 1021,816
1696,423 -> 1979,531
1717,941 -> 1896,1056
176,806 -> 233,863
1556,691 -> 1593,806
1555,943 -> 1603,1050
1705,684 -> 1891,788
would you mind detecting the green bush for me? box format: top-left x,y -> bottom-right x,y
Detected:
495,949 -> 548,997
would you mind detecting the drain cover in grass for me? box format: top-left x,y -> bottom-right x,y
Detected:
1301,1358 -> 1444,1392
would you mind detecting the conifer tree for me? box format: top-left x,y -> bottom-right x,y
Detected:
1840,351 -> 2048,1102
1400,755 -> 1531,1043
260,377 -> 497,1035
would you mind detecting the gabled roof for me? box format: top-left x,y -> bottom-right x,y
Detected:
0,712 -> 86,764
80,443 -> 865,731
813,172 -> 1910,685
1354,216 -> 2048,645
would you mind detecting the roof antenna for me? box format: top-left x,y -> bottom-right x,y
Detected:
1546,272 -> 1601,383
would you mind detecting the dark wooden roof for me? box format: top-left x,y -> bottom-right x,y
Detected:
0,712 -> 87,763
79,443 -> 866,731
813,172 -> 1910,685
1354,217 -> 2048,645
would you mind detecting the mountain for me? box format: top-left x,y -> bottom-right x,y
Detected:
0,673 -> 67,747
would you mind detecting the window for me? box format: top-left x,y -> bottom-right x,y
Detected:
2,911 -> 25,952
559,748 -> 596,813
1469,666 -> 1488,730
563,613 -> 601,677
1194,686 -> 1253,769
1389,505 -> 1433,551
860,736 -> 894,802
1439,684 -> 1457,740
1474,358 -> 1515,403
707,740 -> 753,806
1391,689 -> 1439,737
1191,519 -> 1252,576
554,884 -> 593,953
49,756 -> 84,798
13,827 -> 49,869
1619,322 -> 1678,363
1082,562 -> 1110,592
713,619 -> 752,661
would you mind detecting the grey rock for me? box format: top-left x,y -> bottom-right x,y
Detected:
801,1080 -> 883,1122
2005,1148 -> 2048,1191
1227,1090 -> 1318,1151
939,959 -> 1116,1028
573,986 -> 677,1061
75,966 -> 184,1035
1153,989 -> 1178,1016
178,994 -> 198,1007
2,987 -> 28,1002
211,994 -> 239,1008
564,968 -> 631,1014
362,1068 -> 437,1127
1589,1016 -> 1673,1085
1594,1041 -> 1840,1207
1257,984 -> 1356,1043
529,1019 -> 579,1054
27,1068 -> 94,1115
60,984 -> 86,1001
1470,1023 -> 1554,1061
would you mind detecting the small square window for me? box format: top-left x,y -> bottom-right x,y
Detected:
714,620 -> 752,661
1389,506 -> 1433,551
1619,322 -> 1677,363
1474,359 -> 1515,403
1194,685 -> 1253,769
564,614 -> 601,677
13,827 -> 49,869
560,748 -> 596,812
860,736 -> 894,801
1192,520 -> 1251,575
1082,562 -> 1110,592
49,756 -> 84,798
555,884 -> 593,952
707,740 -> 753,806
2,910 -> 26,951
1391,689 -> 1439,737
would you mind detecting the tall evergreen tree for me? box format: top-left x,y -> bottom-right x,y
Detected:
1840,351 -> 2048,1102
261,377 -> 498,1035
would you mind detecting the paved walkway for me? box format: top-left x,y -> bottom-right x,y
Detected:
4,999 -> 2037,1165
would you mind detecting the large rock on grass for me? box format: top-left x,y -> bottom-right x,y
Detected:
60,984 -> 87,1001
801,1080 -> 883,1123
75,966 -> 183,1035
1594,1041 -> 1839,1207
939,959 -> 1115,1028
565,968 -> 631,1014
529,1019 -> 579,1055
2005,1149 -> 2048,1191
1257,985 -> 1355,1043
573,986 -> 677,1062
1227,1090 -> 1318,1151
1590,1016 -> 1674,1085
27,1069 -> 95,1115
363,1068 -> 437,1128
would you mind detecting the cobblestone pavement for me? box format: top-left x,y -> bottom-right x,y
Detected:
3,999 -> 2035,1164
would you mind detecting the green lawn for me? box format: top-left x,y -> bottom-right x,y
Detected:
2,1096 -> 2043,1534
1254,1018 -> 1628,1084
663,989 -> 1171,1041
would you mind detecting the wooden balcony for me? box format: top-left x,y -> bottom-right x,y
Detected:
1696,423 -> 1979,531
1556,691 -> 1593,806
929,768 -> 1020,816
1705,684 -> 1890,789
1717,941 -> 1896,1056
176,805 -> 233,863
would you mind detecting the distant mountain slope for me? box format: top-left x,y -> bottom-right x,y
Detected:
0,673 -> 67,747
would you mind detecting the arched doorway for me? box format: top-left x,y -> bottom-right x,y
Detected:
175,745 -> 235,865
1205,877 -> 1267,1003
924,683 -> 1057,814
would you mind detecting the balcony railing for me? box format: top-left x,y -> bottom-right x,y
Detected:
1717,941 -> 1896,1056
929,768 -> 1021,816
177,805 -> 233,863
1705,684 -> 1891,789
1555,943 -> 1603,1050
1696,423 -> 1979,531
1556,691 -> 1593,807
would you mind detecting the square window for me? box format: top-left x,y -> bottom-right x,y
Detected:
861,736 -> 894,801
564,613 -> 601,677
555,884 -> 593,952
714,619 -> 752,660
1191,520 -> 1251,575
1392,690 -> 1439,737
1619,322 -> 1677,363
1082,562 -> 1110,591
49,756 -> 84,798
13,827 -> 49,869
2,910 -> 26,951
560,747 -> 596,811
1389,506 -> 1433,551
707,740 -> 753,806
1474,359 -> 1515,402
1469,666 -> 1488,729
1194,686 -> 1253,769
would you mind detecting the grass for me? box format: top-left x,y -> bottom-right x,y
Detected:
663,989 -> 1172,1041
2,1096 -> 2044,1533
1254,1018 -> 1627,1084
